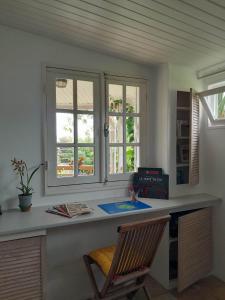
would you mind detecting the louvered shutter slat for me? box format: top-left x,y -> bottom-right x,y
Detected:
0,236 -> 46,300
189,89 -> 200,185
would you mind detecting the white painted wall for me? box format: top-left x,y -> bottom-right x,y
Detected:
153,64 -> 170,172
0,25 -> 155,209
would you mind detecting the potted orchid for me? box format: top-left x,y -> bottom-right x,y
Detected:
11,158 -> 43,211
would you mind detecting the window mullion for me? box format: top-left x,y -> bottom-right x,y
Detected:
74,78 -> 78,177
104,80 -> 109,182
57,143 -> 75,147
123,83 -> 126,174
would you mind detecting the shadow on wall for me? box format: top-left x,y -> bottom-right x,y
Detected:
0,166 -> 18,210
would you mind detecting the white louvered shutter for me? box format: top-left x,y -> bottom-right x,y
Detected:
189,88 -> 200,185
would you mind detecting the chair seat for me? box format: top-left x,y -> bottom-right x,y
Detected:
89,245 -> 116,276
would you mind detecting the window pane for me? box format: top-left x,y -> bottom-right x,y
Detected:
56,79 -> 73,110
108,84 -> 123,112
78,147 -> 94,176
57,147 -> 74,178
77,80 -> 93,111
109,147 -> 123,174
206,93 -> 225,119
77,114 -> 94,143
109,116 -> 123,143
126,146 -> 139,172
126,86 -> 139,113
56,113 -> 74,143
126,117 -> 140,143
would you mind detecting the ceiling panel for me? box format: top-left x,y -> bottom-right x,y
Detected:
0,0 -> 225,69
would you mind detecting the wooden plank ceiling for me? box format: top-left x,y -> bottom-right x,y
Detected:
0,0 -> 225,69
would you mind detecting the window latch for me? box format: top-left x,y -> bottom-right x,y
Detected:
104,123 -> 109,137
44,161 -> 48,170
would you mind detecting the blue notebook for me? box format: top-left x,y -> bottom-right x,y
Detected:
98,200 -> 152,214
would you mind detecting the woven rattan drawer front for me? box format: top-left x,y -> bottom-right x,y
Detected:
0,236 -> 46,300
178,208 -> 212,292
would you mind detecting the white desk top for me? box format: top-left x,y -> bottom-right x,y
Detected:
0,193 -> 221,237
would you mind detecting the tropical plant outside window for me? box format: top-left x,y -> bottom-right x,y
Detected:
108,84 -> 140,176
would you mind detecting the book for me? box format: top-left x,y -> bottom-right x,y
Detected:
46,202 -> 92,218
98,200 -> 152,214
138,167 -> 163,176
132,171 -> 169,200
136,174 -> 169,200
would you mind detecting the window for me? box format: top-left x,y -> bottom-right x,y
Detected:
200,81 -> 225,127
106,78 -> 142,181
45,67 -> 148,192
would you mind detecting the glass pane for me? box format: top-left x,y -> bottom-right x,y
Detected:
108,84 -> 123,112
77,80 -> 93,111
126,146 -> 140,172
56,79 -> 73,110
109,116 -> 123,143
206,93 -> 225,119
109,147 -> 123,174
56,113 -> 74,143
78,147 -> 94,176
77,114 -> 94,143
57,147 -> 74,178
126,117 -> 140,143
126,86 -> 139,113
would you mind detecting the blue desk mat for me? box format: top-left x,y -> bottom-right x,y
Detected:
98,200 -> 152,214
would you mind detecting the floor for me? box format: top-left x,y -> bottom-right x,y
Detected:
135,275 -> 225,300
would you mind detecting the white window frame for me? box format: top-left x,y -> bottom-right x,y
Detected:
105,75 -> 147,182
198,85 -> 225,128
43,65 -> 149,195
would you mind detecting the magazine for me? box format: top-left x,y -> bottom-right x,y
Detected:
46,202 -> 92,218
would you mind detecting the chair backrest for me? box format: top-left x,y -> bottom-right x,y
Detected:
109,215 -> 170,278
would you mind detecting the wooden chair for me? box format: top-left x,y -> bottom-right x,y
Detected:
83,215 -> 170,300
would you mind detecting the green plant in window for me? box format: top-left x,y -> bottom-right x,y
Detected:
126,104 -> 134,143
109,97 -> 122,112
126,147 -> 134,172
218,93 -> 225,118
110,97 -> 135,171
126,103 -> 135,171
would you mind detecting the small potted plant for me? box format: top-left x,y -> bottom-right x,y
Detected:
11,158 -> 43,212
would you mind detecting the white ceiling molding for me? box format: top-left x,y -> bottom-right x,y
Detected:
1,0 -> 225,68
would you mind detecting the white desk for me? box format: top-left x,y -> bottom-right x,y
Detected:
0,193 -> 220,237
0,194 -> 221,300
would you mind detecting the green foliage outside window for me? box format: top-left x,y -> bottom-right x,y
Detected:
109,97 -> 135,172
218,93 -> 225,118
57,97 -> 136,175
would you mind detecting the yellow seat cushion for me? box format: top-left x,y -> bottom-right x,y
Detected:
89,245 -> 116,276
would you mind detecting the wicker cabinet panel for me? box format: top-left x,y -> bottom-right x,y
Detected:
178,208 -> 212,292
0,236 -> 46,300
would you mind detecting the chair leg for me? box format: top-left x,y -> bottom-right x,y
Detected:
83,255 -> 101,300
127,290 -> 138,299
143,285 -> 151,300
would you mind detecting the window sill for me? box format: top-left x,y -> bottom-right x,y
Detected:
207,119 -> 225,129
45,180 -> 129,196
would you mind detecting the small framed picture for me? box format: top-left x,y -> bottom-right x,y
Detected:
177,120 -> 189,138
180,145 -> 189,163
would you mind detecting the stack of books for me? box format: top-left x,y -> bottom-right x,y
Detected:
46,202 -> 92,218
132,167 -> 169,200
